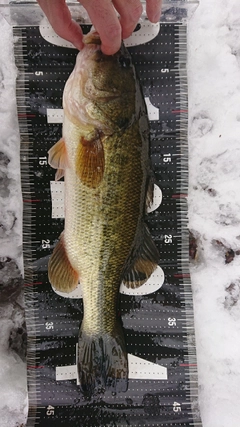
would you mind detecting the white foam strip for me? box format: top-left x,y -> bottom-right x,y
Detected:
124,22 -> 160,47
128,354 -> 168,380
40,18 -> 160,49
56,364 -> 78,381
50,181 -> 65,218
56,353 -> 167,382
147,184 -> 162,213
47,108 -> 64,124
145,97 -> 160,121
53,282 -> 83,299
40,17 -> 81,48
120,265 -> 164,296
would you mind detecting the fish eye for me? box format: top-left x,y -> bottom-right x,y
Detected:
118,55 -> 131,68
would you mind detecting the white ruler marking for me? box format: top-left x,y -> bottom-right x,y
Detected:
56,352 -> 167,382
145,97 -> 160,121
47,108 -> 63,124
40,19 -> 160,49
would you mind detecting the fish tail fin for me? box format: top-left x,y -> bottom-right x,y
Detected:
78,324 -> 128,396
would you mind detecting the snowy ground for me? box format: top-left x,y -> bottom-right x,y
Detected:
0,0 -> 240,426
188,1 -> 240,426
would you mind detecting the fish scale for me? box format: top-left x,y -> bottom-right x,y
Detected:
7,1 -> 202,426
71,125 -> 146,339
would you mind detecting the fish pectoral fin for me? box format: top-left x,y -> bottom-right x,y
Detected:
48,137 -> 68,180
76,134 -> 105,188
48,233 -> 79,293
55,168 -> 65,181
123,225 -> 159,289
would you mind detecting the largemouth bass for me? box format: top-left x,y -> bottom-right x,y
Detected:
48,32 -> 159,395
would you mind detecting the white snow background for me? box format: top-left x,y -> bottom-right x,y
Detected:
1,0 -> 240,426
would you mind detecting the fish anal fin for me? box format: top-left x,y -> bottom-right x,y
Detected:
76,134 -> 105,188
123,225 -> 159,289
48,138 -> 68,180
48,233 -> 79,293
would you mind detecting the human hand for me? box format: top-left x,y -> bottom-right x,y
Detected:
37,0 -> 162,54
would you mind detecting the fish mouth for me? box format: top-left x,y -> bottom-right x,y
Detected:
83,31 -> 101,46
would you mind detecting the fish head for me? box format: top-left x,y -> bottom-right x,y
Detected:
83,32 -> 135,95
63,32 -> 137,134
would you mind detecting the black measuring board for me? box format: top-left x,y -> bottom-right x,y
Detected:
14,22 -> 202,427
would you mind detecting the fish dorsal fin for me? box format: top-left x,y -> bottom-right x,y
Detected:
123,225 -> 159,289
76,134 -> 105,188
48,138 -> 68,180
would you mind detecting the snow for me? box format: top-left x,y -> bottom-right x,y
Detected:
188,0 -> 240,426
0,5 -> 27,427
0,0 -> 240,426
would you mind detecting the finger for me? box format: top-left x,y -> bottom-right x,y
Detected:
37,0 -> 84,50
146,0 -> 162,23
113,0 -> 143,39
81,0 -> 122,55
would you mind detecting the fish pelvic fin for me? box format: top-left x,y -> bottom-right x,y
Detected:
123,225 -> 159,289
78,324 -> 128,397
48,233 -> 79,293
48,137 -> 68,181
76,135 -> 105,188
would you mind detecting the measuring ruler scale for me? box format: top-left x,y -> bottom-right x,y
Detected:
13,19 -> 202,427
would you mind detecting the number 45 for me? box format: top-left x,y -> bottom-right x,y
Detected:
46,405 -> 54,416
173,402 -> 182,413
